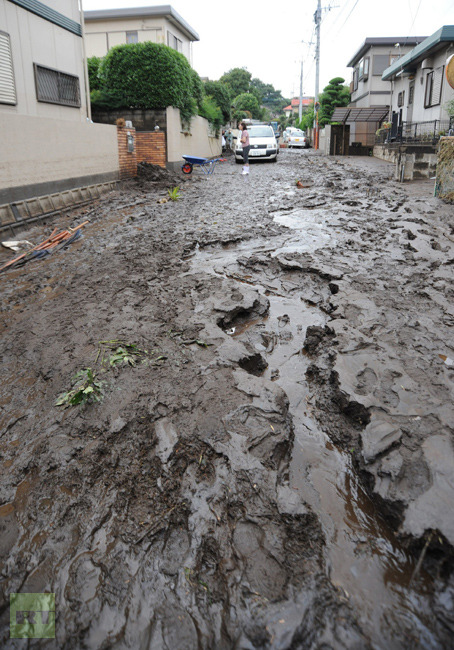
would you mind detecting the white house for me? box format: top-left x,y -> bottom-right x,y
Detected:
0,0 -> 119,207
382,25 -> 454,133
83,5 -> 200,65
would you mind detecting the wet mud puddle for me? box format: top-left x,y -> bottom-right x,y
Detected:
190,240 -> 441,648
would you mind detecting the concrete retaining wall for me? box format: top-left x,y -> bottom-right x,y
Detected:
0,114 -> 120,204
166,107 -> 221,169
374,143 -> 438,181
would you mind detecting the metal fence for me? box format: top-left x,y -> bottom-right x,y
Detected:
376,119 -> 453,145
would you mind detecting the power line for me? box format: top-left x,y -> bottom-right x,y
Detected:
407,0 -> 423,34
336,0 -> 360,33
323,0 -> 357,38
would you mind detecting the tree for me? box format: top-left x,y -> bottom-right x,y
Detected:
251,78 -> 288,113
233,92 -> 262,120
318,77 -> 350,126
220,68 -> 251,98
203,80 -> 231,123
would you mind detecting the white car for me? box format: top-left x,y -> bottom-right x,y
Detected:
287,129 -> 309,148
235,124 -> 279,163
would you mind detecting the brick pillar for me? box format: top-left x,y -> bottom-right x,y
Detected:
136,132 -> 166,168
117,125 -> 137,179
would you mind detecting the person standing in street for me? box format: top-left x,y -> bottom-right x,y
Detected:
239,122 -> 250,175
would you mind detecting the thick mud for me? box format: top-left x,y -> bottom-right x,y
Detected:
0,150 -> 453,648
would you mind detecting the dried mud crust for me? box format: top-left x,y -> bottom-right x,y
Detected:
0,151 -> 453,647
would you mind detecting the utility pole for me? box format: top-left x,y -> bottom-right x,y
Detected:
314,0 -> 321,149
313,0 -> 338,149
298,60 -> 303,122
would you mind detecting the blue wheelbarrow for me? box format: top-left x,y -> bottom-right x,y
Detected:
181,155 -> 226,175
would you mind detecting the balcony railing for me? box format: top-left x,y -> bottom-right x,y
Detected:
375,119 -> 453,145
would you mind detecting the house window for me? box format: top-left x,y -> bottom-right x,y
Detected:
424,66 -> 444,108
353,68 -> 358,91
424,71 -> 433,107
0,31 -> 17,105
126,31 -> 138,44
373,54 -> 391,75
34,64 -> 80,107
397,91 -> 405,107
358,57 -> 369,81
408,85 -> 414,105
167,31 -> 182,53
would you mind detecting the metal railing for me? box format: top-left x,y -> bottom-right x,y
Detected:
375,119 -> 453,145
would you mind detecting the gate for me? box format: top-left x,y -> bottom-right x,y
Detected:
330,124 -> 350,155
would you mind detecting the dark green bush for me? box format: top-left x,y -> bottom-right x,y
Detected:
90,89 -> 128,111
87,56 -> 102,91
99,42 -> 197,115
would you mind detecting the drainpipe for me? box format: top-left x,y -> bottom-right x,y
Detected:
78,0 -> 92,122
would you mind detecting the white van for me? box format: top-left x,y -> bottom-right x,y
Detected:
234,124 -> 279,163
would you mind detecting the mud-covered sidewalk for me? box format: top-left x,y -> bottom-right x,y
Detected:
0,150 -> 453,649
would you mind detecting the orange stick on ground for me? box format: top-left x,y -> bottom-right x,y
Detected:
0,227 -> 59,272
0,221 -> 88,272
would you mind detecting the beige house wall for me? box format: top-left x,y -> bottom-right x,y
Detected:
84,16 -> 192,62
166,107 -> 221,166
0,114 -> 119,198
0,0 -> 89,121
389,49 -> 454,124
350,44 -> 417,108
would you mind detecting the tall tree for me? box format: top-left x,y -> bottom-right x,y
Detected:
220,68 -> 252,98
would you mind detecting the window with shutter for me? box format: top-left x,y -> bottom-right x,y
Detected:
34,64 -> 80,107
431,65 -> 444,106
0,31 -> 17,105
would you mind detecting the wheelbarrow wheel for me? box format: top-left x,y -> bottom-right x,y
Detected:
182,162 -> 193,174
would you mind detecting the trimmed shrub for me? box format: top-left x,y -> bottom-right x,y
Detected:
99,42 -> 198,116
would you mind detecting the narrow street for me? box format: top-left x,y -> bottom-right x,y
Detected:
1,149 -> 453,648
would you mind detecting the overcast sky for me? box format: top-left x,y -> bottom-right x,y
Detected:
82,0 -> 454,99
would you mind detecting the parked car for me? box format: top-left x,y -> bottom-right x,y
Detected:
234,124 -> 279,163
283,127 -> 299,143
287,129 -> 309,148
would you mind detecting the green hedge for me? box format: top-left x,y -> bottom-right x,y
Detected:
99,42 -> 198,117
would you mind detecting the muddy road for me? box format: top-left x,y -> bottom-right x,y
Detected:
0,150 -> 453,649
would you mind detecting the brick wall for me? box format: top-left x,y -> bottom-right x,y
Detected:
117,126 -> 137,179
136,132 -> 166,168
